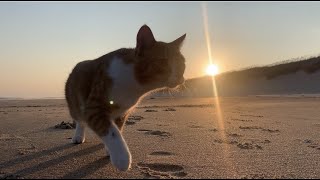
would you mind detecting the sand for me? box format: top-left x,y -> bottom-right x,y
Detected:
0,96 -> 320,179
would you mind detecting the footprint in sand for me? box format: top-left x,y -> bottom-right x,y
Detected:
213,139 -> 239,145
137,129 -> 171,137
157,124 -> 169,127
54,121 -> 76,129
303,139 -> 320,150
239,126 -> 263,130
209,128 -> 218,132
163,108 -> 176,112
188,125 -> 203,129
231,118 -> 253,122
149,151 -> 174,156
261,129 -> 280,133
239,126 -> 280,133
213,138 -> 265,150
145,109 -> 158,112
137,163 -> 187,179
125,121 -> 136,125
240,114 -> 263,118
237,142 -> 263,150
126,115 -> 144,125
228,133 -> 242,138
137,129 -> 152,132
0,173 -> 22,179
0,134 -> 36,155
312,123 -> 320,128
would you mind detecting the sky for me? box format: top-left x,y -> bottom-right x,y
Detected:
1,1 -> 320,98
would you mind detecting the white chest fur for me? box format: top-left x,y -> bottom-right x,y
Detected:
107,57 -> 144,120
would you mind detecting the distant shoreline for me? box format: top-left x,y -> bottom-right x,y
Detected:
0,97 -> 64,101
1,93 -> 320,101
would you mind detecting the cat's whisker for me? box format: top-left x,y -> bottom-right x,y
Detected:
170,88 -> 177,94
183,83 -> 189,91
167,88 -> 174,98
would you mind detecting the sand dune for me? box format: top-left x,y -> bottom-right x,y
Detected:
152,56 -> 320,97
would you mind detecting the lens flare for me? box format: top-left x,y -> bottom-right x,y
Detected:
201,2 -> 235,175
201,2 -> 224,130
206,64 -> 219,76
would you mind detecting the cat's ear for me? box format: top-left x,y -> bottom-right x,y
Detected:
171,34 -> 186,50
135,25 -> 156,56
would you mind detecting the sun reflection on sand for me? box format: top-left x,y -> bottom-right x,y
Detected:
201,2 -> 236,176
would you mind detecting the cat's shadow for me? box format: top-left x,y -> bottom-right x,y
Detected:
62,156 -> 110,179
0,143 -> 111,178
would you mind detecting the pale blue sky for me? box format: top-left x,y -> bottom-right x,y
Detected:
1,1 -> 320,98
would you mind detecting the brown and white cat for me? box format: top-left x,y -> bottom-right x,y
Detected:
65,25 -> 186,171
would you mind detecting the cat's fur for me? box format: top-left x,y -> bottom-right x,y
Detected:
65,25 -> 186,171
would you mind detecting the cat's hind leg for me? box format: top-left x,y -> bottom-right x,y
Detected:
72,121 -> 86,144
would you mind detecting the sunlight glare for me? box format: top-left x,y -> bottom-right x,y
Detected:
206,64 -> 219,76
201,2 -> 235,175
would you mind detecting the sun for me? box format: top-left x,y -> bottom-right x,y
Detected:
206,64 -> 219,76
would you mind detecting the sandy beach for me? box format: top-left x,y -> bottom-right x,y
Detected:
0,96 -> 320,179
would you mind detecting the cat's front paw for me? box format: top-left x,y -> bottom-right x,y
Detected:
102,123 -> 132,171
72,136 -> 85,144
110,152 -> 132,171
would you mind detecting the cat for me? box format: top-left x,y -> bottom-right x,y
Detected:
65,25 -> 186,171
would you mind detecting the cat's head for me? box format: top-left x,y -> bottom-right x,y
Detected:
134,25 -> 186,89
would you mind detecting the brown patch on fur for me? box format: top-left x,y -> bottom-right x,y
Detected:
66,57 -> 113,136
